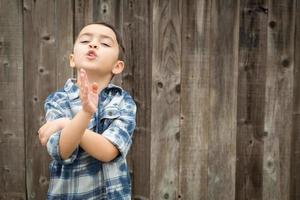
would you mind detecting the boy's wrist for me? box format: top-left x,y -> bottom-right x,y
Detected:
81,109 -> 94,118
58,118 -> 71,129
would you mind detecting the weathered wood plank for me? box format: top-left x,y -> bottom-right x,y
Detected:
208,0 -> 239,199
290,1 -> 300,199
179,0 -> 211,199
93,0 -> 122,29
0,0 -> 26,199
24,0 -> 73,199
122,0 -> 152,199
74,0 -> 93,39
150,0 -> 181,199
263,0 -> 295,200
236,1 -> 268,199
56,1 -> 74,87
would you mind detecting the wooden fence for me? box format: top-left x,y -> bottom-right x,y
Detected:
0,0 -> 299,199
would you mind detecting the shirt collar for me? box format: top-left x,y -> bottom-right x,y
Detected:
63,78 -> 123,101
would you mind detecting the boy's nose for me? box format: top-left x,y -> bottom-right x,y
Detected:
89,44 -> 98,49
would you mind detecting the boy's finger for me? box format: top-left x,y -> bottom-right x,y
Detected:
38,123 -> 49,135
91,83 -> 98,94
80,69 -> 89,82
80,71 -> 85,85
79,69 -> 87,85
84,84 -> 89,94
80,68 -> 86,75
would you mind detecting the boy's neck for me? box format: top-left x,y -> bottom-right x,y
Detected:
76,69 -> 113,95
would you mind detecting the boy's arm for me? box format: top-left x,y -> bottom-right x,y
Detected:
43,93 -> 79,164
38,117 -> 118,162
80,93 -> 137,162
40,118 -> 119,162
79,130 -> 119,162
59,110 -> 93,159
39,119 -> 119,162
59,69 -> 99,160
38,118 -> 70,146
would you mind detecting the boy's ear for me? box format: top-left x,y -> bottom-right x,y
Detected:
112,60 -> 125,75
69,53 -> 75,68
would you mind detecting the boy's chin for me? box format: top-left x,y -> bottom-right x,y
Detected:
73,65 -> 98,71
74,66 -> 112,76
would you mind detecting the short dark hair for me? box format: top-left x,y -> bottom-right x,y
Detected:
79,22 -> 125,61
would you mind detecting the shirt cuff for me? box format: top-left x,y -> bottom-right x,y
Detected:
47,132 -> 79,165
102,126 -> 132,158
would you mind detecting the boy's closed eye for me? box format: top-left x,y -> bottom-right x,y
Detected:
80,41 -> 110,47
101,43 -> 110,47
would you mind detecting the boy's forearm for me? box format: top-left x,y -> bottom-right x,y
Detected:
58,118 -> 71,129
79,130 -> 118,162
59,110 -> 93,160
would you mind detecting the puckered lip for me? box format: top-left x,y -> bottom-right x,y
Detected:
86,50 -> 97,59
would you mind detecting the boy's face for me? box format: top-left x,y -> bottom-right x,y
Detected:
70,24 -> 123,76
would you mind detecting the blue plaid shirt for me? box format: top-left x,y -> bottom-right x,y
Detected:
44,79 -> 136,200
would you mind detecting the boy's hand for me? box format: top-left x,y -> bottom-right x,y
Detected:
38,118 -> 70,146
79,69 -> 99,115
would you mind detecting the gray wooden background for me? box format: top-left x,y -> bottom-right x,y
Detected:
0,0 -> 300,199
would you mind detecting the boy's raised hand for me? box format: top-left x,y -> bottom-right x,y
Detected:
79,69 -> 99,115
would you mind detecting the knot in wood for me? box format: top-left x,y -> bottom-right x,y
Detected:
269,21 -> 276,28
157,81 -> 163,88
281,58 -> 290,68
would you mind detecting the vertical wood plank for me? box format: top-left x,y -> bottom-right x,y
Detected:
263,0 -> 295,200
290,1 -> 300,199
56,1 -> 74,87
24,0 -> 73,199
208,0 -> 239,199
0,0 -> 26,199
236,0 -> 268,199
74,0 -> 93,39
151,0 -> 181,199
122,0 -> 152,199
179,0 -> 211,199
93,0 -> 122,29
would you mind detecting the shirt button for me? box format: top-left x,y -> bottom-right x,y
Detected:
108,111 -> 112,116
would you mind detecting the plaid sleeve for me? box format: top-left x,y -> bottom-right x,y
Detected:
44,93 -> 79,165
102,93 -> 137,158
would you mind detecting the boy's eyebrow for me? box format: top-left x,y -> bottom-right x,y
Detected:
78,32 -> 115,43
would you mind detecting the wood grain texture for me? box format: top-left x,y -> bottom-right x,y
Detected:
74,0 -> 93,39
263,0 -> 295,200
290,1 -> 300,199
93,0 -> 122,29
0,0 -> 26,199
151,0 -> 181,199
1,1 -> 300,199
235,0 -> 268,199
56,1 -> 74,87
179,0 -> 211,199
208,0 -> 239,199
122,0 -> 152,199
24,0 -> 73,199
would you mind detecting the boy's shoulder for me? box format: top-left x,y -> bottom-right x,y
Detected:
45,79 -> 77,105
45,90 -> 68,107
105,83 -> 136,109
46,88 -> 67,103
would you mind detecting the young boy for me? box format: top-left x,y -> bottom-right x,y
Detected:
38,22 -> 136,199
